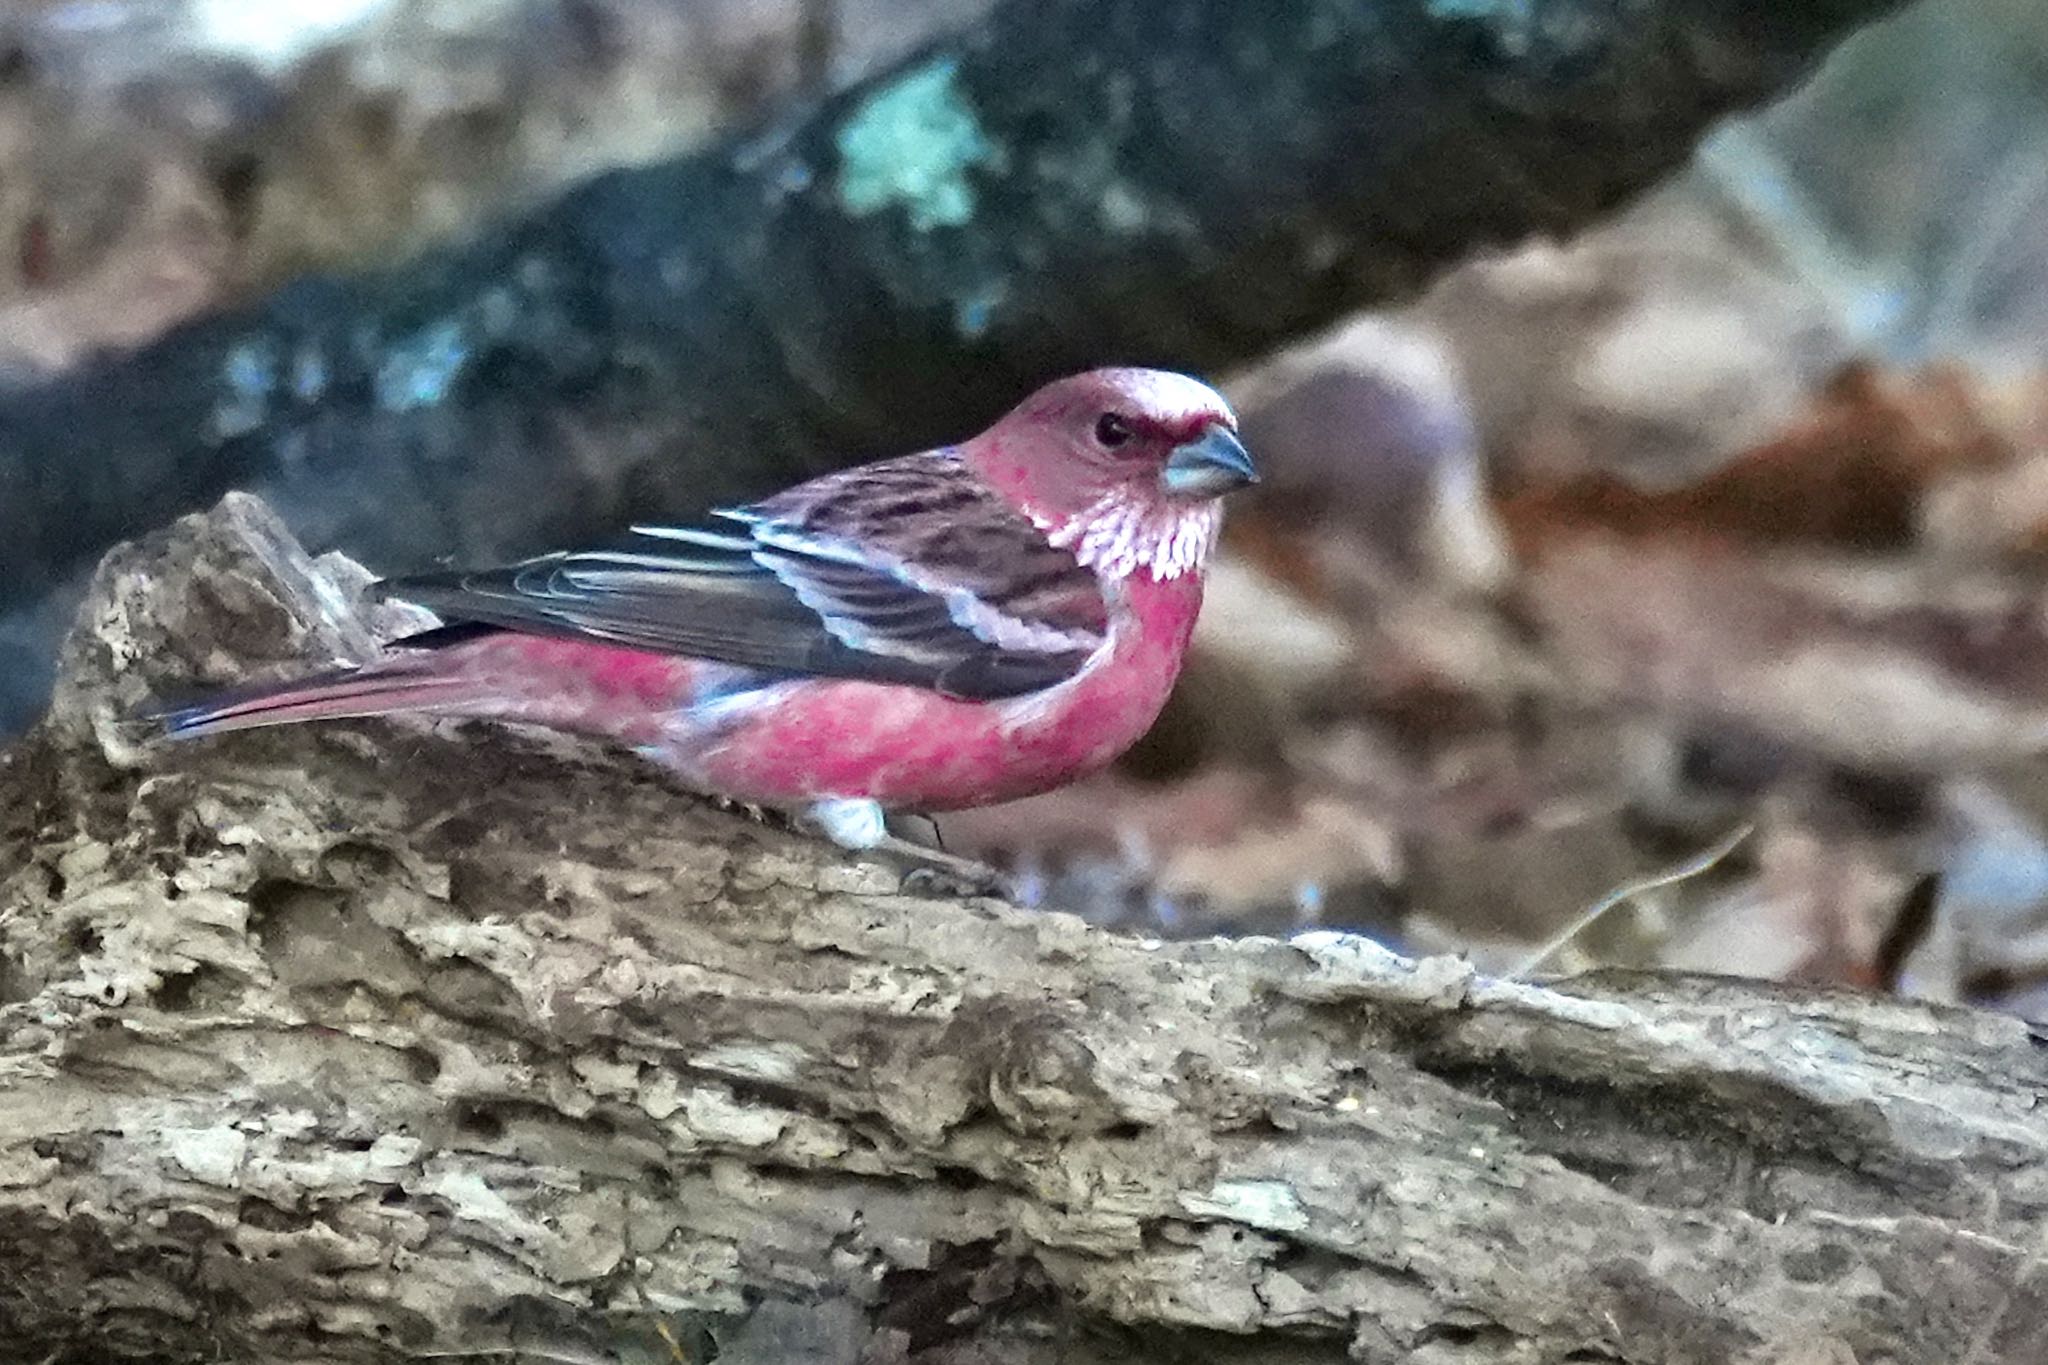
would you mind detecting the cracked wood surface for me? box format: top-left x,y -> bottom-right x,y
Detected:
0,493 -> 2043,1364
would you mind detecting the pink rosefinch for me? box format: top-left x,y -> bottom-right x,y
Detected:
158,368 -> 1256,851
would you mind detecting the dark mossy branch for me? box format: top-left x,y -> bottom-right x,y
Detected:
0,0 -> 1905,620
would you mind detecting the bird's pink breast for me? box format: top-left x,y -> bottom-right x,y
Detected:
679,571 -> 1204,810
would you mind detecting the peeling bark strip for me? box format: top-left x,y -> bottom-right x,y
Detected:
2,499 -> 2044,1363
0,0 -> 1908,622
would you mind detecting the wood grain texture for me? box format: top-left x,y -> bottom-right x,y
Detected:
0,494 -> 2041,1364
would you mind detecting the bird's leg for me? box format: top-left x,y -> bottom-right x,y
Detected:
889,836 -> 1013,898
884,813 -> 1014,898
802,799 -> 1011,898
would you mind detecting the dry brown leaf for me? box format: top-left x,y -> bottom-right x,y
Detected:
1500,364 -> 2016,561
1526,537 -> 2048,770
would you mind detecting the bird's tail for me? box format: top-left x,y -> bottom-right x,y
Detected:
150,659 -> 483,741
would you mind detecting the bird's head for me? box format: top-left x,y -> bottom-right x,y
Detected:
963,367 -> 1257,581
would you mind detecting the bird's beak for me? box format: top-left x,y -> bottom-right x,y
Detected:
1160,425 -> 1259,498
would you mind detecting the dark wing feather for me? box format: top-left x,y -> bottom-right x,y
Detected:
376,454 -> 1107,700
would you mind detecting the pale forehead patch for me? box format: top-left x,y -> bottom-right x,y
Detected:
1098,368 -> 1237,428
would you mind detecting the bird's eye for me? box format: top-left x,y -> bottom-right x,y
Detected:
1094,413 -> 1133,448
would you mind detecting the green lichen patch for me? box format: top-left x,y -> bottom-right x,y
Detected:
836,59 -> 1003,232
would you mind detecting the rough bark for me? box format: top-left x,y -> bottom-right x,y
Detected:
0,0 -> 1908,617
0,497 -> 2043,1364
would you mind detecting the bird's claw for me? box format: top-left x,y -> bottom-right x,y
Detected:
899,856 -> 1014,901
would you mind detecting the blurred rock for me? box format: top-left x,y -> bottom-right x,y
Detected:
1229,315 -> 1509,593
1422,215 -> 1849,493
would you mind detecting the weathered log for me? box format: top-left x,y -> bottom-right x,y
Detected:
0,494 -> 2042,1364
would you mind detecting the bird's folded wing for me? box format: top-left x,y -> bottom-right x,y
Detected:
376,454 -> 1109,701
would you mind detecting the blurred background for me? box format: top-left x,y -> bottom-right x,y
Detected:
5,0 -> 2048,1017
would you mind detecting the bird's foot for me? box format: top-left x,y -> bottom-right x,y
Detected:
803,799 -> 1012,899
888,838 -> 1013,899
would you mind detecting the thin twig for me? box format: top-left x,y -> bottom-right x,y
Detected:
1510,823 -> 1755,980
